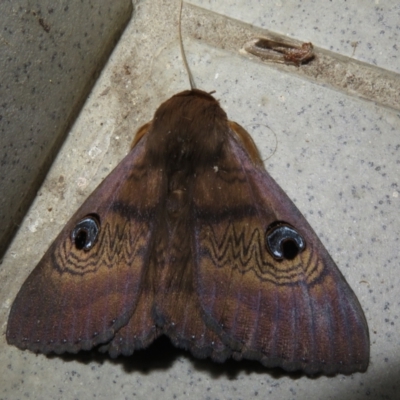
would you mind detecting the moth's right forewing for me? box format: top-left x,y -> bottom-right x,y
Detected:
192,126 -> 369,375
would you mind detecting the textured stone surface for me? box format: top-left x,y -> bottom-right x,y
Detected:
0,0 -> 132,258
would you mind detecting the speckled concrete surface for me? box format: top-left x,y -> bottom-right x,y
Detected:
0,0 -> 132,259
192,0 -> 400,74
1,0 -> 399,399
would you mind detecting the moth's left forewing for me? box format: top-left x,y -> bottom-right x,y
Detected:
192,121 -> 369,375
6,134 -> 164,355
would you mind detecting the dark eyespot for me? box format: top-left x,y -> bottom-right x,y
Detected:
71,215 -> 100,251
265,222 -> 305,260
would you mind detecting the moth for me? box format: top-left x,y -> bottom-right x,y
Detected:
7,6 -> 369,377
244,38 -> 314,66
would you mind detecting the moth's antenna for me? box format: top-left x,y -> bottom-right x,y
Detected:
179,0 -> 196,89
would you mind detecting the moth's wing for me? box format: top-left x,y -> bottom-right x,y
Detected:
7,134 -> 163,354
192,123 -> 369,375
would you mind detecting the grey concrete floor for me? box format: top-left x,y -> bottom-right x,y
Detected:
1,0 -> 399,399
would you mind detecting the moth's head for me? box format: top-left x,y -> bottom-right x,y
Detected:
155,89 -> 226,127
144,89 -> 230,170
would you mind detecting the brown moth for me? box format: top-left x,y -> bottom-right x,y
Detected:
7,4 -> 369,376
